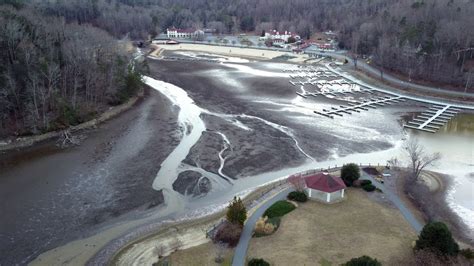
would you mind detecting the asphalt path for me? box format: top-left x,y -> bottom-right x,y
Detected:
231,174 -> 423,266
232,187 -> 291,266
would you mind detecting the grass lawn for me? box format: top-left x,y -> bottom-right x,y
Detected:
263,200 -> 296,218
248,189 -> 417,265
160,242 -> 233,266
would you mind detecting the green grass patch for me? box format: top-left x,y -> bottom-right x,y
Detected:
263,200 -> 295,219
319,258 -> 332,266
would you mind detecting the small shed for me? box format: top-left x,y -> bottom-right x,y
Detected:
305,172 -> 346,203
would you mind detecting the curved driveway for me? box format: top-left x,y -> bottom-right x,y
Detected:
232,174 -> 423,266
361,172 -> 423,233
232,187 -> 291,266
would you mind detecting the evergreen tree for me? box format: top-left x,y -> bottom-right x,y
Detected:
415,222 -> 459,256
226,197 -> 247,226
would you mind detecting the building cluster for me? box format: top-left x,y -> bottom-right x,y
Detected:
266,30 -> 301,44
307,31 -> 338,51
152,26 -> 338,52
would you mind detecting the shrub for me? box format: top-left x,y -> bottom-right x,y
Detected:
248,258 -> 270,266
255,217 -> 266,234
341,163 -> 360,186
360,180 -> 372,186
287,191 -> 308,202
415,222 -> 459,256
460,248 -> 474,260
362,184 -> 376,192
263,222 -> 275,234
263,200 -> 295,219
254,216 -> 275,235
254,216 -> 280,237
226,197 -> 247,226
343,255 -> 381,266
215,222 -> 242,247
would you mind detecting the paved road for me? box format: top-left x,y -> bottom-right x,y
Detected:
326,63 -> 474,110
232,187 -> 291,266
171,40 -> 473,99
306,50 -> 474,99
361,172 -> 423,233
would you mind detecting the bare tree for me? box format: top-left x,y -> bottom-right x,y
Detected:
288,174 -> 306,191
404,138 -> 441,181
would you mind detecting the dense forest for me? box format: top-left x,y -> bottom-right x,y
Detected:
1,0 -> 473,137
0,1 -> 143,138
26,0 -> 473,89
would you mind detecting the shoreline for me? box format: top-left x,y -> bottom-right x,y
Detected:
9,46 -> 472,264
108,179 -> 289,265
31,178 -> 287,266
111,167 -> 472,266
153,43 -> 311,63
345,67 -> 474,105
0,89 -> 145,153
157,43 -> 474,105
397,169 -> 473,247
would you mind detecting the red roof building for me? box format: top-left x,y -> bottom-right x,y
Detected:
304,172 -> 346,203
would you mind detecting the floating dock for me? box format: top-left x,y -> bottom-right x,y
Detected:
403,105 -> 461,133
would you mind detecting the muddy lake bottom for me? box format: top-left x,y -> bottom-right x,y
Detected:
1,54 -> 473,265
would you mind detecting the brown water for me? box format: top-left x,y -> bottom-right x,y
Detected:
411,113 -> 474,233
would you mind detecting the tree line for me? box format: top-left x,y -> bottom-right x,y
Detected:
0,2 -> 142,138
25,0 -> 473,89
1,0 -> 472,138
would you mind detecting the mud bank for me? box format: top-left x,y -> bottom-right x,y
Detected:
403,171 -> 474,246
0,90 -> 144,153
0,89 -> 180,265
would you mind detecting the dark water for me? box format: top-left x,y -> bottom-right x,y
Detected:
0,90 -> 179,265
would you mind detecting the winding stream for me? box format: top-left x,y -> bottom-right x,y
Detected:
144,62 -> 473,234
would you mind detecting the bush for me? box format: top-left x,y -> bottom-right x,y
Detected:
344,255 -> 381,266
415,222 -> 459,256
287,191 -> 308,202
214,222 -> 242,247
362,184 -> 376,192
414,248 -> 460,265
226,197 -> 247,226
248,258 -> 270,266
263,200 -> 295,219
353,179 -> 371,188
460,248 -> 474,260
254,216 -> 275,235
341,163 -> 360,186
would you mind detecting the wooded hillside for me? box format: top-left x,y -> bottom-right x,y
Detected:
1,0 -> 473,137
31,0 -> 473,88
0,2 -> 142,138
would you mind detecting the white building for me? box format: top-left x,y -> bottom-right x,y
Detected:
167,27 -> 204,39
270,29 -> 300,43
